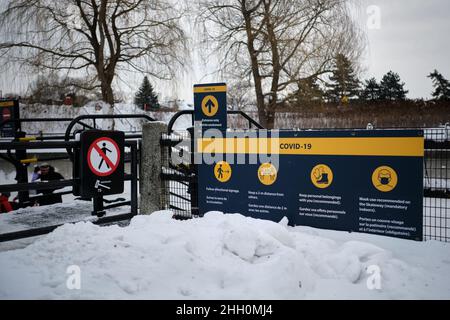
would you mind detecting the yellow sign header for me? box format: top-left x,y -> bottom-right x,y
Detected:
194,85 -> 227,93
197,137 -> 424,157
0,101 -> 14,107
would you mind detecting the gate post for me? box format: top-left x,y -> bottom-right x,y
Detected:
140,122 -> 168,214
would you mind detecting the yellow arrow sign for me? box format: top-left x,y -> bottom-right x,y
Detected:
201,95 -> 219,117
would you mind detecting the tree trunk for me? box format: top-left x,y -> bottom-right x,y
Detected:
101,81 -> 114,105
99,76 -> 115,130
242,2 -> 269,129
262,0 -> 280,130
265,107 -> 275,129
257,104 -> 269,129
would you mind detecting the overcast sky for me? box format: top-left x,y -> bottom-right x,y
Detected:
1,0 -> 449,102
355,0 -> 450,99
173,0 -> 450,103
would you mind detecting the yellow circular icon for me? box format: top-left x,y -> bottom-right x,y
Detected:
372,166 -> 398,192
214,161 -> 232,183
201,95 -> 219,117
311,164 -> 333,189
258,163 -> 277,186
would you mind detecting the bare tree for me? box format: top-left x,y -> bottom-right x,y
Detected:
199,0 -> 365,128
0,0 -> 186,105
227,80 -> 254,111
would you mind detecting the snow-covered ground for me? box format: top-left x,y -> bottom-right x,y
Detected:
15,102 -> 192,135
0,211 -> 449,300
1,103 -> 449,299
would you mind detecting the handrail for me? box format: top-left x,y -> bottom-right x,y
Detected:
64,114 -> 156,140
167,110 -> 264,133
64,114 -> 156,159
0,141 -> 79,150
0,179 -> 76,193
0,117 -> 77,132
167,110 -> 195,133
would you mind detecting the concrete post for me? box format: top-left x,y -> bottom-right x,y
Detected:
140,121 -> 168,214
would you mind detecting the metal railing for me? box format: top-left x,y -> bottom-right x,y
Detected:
0,114 -> 149,242
160,130 -> 196,219
167,110 -> 264,134
423,127 -> 450,242
0,139 -> 139,242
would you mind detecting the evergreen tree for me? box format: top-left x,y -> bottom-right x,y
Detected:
360,77 -> 381,101
294,77 -> 325,104
134,76 -> 159,110
326,54 -> 360,103
428,70 -> 450,101
379,71 -> 408,101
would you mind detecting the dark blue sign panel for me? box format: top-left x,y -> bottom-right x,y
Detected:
79,130 -> 125,198
197,130 -> 424,241
0,99 -> 20,138
194,83 -> 227,132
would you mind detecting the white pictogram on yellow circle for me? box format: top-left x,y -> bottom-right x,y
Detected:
311,164 -> 333,189
372,166 -> 398,192
258,163 -> 277,186
201,95 -> 219,117
214,161 -> 232,183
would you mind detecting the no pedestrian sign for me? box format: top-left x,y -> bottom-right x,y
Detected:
80,130 -> 125,197
88,137 -> 121,176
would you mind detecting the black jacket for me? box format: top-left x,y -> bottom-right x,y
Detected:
39,167 -> 64,193
37,167 -> 65,206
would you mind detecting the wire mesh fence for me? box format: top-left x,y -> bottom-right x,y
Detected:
160,126 -> 450,242
160,131 -> 194,219
423,127 -> 450,242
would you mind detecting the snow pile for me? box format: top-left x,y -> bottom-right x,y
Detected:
0,211 -> 449,299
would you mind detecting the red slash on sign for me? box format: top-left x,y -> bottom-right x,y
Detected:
87,137 -> 120,176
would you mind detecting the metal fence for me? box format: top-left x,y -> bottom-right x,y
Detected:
160,131 -> 195,219
0,114 -> 148,242
160,127 -> 450,242
423,127 -> 450,242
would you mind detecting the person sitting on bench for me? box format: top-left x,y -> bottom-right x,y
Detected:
36,163 -> 65,206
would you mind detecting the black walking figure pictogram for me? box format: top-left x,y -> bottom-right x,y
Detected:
98,142 -> 112,170
217,164 -> 224,179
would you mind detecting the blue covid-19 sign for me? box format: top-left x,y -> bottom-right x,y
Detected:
197,130 -> 424,241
